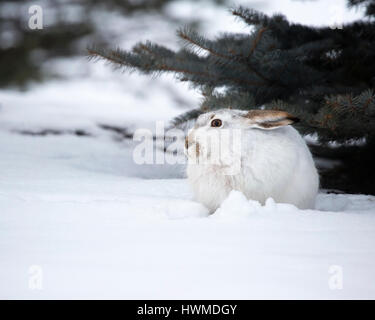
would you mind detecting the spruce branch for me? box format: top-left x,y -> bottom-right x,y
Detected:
231,6 -> 272,27
248,27 -> 267,57
170,108 -> 203,128
177,27 -> 272,85
88,44 -> 267,88
177,27 -> 231,60
88,47 -> 130,68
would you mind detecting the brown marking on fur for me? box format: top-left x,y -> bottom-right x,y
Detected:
195,142 -> 200,157
185,132 -> 195,150
245,110 -> 299,128
185,133 -> 200,158
185,136 -> 189,149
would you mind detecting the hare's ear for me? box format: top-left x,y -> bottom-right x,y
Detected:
243,110 -> 299,130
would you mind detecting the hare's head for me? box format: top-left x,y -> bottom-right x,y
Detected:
184,108 -> 299,162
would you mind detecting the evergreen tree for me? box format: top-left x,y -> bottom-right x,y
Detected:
89,0 -> 375,195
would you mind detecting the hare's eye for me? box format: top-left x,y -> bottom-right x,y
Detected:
211,119 -> 222,127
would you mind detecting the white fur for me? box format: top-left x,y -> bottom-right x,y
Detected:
185,109 -> 319,213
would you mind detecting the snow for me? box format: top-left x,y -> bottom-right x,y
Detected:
0,66 -> 196,134
1,130 -> 375,299
1,0 -> 374,300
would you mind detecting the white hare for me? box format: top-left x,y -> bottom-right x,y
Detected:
185,109 -> 319,213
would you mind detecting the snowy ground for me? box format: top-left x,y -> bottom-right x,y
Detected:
1,130 -> 375,299
1,0 -> 374,300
